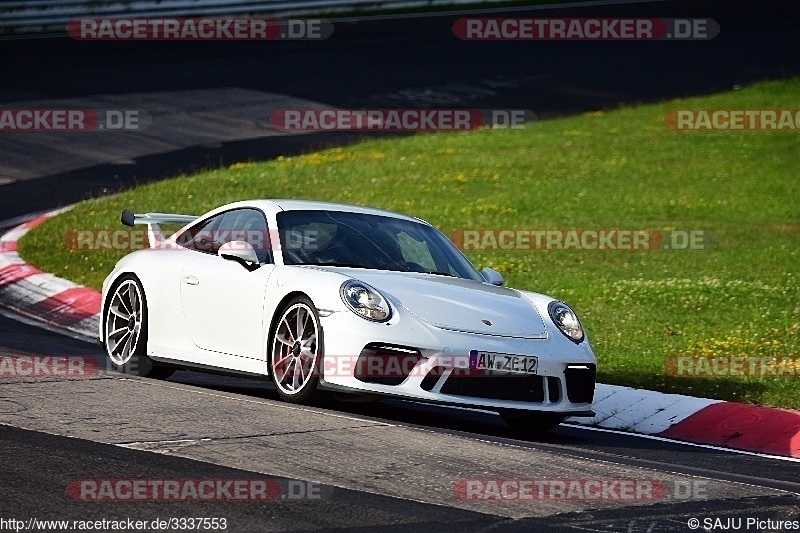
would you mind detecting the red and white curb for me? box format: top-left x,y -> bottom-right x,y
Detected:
572,386 -> 800,458
1,213 -> 798,458
0,207 -> 101,341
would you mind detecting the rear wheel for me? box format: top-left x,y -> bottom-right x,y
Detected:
499,409 -> 565,433
104,276 -> 173,379
269,297 -> 326,405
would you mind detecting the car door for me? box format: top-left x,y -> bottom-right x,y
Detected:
178,208 -> 275,364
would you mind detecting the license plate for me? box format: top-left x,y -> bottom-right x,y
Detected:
469,350 -> 538,375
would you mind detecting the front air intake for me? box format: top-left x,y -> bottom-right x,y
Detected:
354,344 -> 423,386
564,364 -> 596,404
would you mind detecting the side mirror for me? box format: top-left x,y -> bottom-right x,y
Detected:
218,241 -> 259,269
481,267 -> 504,286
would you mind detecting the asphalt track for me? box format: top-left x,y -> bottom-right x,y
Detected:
1,0 -> 800,530
1,309 -> 800,530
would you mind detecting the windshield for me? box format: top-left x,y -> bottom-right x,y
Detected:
277,210 -> 483,281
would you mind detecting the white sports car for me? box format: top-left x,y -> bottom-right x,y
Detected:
101,199 -> 596,431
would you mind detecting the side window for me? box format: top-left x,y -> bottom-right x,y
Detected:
219,208 -> 271,263
176,208 -> 271,263
175,213 -> 226,254
397,231 -> 437,271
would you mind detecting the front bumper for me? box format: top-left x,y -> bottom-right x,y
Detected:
318,309 -> 597,415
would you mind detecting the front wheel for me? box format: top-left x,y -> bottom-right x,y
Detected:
104,276 -> 173,379
269,297 -> 326,405
499,410 -> 565,433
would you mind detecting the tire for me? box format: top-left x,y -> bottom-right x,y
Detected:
104,276 -> 173,379
499,409 -> 565,433
269,296 -> 327,405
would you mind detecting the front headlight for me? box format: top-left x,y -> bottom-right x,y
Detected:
340,280 -> 392,322
548,301 -> 584,344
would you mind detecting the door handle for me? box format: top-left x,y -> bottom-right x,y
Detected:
182,275 -> 199,286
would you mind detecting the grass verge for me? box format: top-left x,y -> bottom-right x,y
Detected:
19,78 -> 800,409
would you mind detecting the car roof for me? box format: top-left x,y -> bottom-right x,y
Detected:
224,199 -> 428,225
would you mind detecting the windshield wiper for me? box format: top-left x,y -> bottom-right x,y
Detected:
299,262 -> 370,269
298,263 -> 457,277
421,270 -> 456,277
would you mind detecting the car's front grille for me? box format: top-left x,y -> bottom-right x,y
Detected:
440,371 -> 546,402
564,364 -> 596,403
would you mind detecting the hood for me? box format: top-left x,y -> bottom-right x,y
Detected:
315,267 -> 547,339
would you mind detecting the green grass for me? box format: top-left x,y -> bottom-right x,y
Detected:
19,78 -> 800,409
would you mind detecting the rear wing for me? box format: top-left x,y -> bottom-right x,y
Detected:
121,209 -> 197,248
